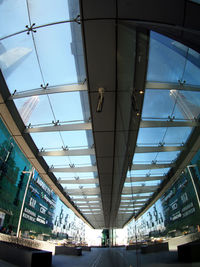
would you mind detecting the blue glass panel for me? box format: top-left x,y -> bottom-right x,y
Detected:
27,0 -> 79,26
137,128 -> 166,145
142,90 -> 175,119
30,132 -> 64,149
155,151 -> 179,162
125,181 -> 161,187
183,48 -> 200,85
33,23 -> 78,85
61,131 -> 90,148
133,153 -> 158,163
147,32 -> 186,83
0,0 -> 28,39
14,95 -> 55,126
0,34 -> 43,93
142,89 -> 195,120
163,127 -> 193,144
44,155 -> 92,167
48,92 -> 85,122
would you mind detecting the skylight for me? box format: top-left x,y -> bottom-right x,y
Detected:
0,0 -> 102,223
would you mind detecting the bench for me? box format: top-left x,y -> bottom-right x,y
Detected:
0,241 -> 52,267
141,242 -> 169,254
126,244 -> 141,250
55,246 -> 82,256
80,246 -> 91,251
178,240 -> 200,262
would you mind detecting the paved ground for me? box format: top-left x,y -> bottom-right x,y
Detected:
52,247 -> 200,267
1,247 -> 200,267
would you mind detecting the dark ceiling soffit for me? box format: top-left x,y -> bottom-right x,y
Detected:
79,1 -> 106,227
111,28 -> 150,227
0,71 -> 94,229
79,1 -> 114,228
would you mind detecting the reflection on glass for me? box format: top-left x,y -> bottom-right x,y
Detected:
15,95 -> 55,125
147,31 -> 186,83
27,0 -> 78,26
33,24 -> 77,85
0,0 -> 28,38
0,34 -> 43,93
48,92 -> 85,122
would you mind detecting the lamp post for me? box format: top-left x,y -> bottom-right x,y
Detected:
16,167 -> 34,238
187,164 -> 200,210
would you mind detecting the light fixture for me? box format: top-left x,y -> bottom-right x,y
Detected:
96,87 -> 104,112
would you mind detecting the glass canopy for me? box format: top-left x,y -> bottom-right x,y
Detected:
120,31 -> 200,217
0,0 -> 102,225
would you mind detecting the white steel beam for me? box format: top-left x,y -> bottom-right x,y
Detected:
120,201 -> 146,204
50,166 -> 97,173
140,120 -> 200,128
146,81 -> 200,92
25,122 -> 92,133
72,197 -> 100,201
135,146 -> 184,153
120,204 -> 144,208
125,176 -> 165,182
66,187 -> 100,195
131,163 -> 174,170
121,196 -> 150,200
39,148 -> 95,157
9,84 -> 87,99
59,178 -> 99,184
77,204 -> 101,207
122,185 -> 158,194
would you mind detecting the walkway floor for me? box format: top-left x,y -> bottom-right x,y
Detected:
0,247 -> 200,267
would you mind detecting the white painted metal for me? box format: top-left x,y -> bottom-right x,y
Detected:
39,148 -> 95,156
25,122 -> 92,133
135,145 -> 184,153
50,165 -> 97,172
131,163 -> 174,170
125,176 -> 165,182
9,84 -> 87,99
140,120 -> 200,128
146,81 -> 200,92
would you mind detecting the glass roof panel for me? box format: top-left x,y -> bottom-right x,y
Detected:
63,184 -> 97,190
30,132 -> 63,148
147,31 -> 187,83
27,0 -> 79,26
32,23 -> 78,85
170,90 -> 200,119
55,173 -> 96,179
43,156 -> 71,166
163,127 -> 193,144
130,168 -> 170,176
44,155 -> 93,167
137,128 -> 166,145
30,130 -> 90,150
182,48 -> 200,85
0,34 -> 43,93
189,0 -> 200,4
155,151 -> 179,162
133,152 -> 160,163
14,95 -> 54,125
125,181 -> 161,187
61,131 -> 91,148
133,151 -> 179,164
137,127 -> 193,146
143,89 -> 183,119
0,0 -> 28,39
48,92 -> 85,122
54,172 -> 95,180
